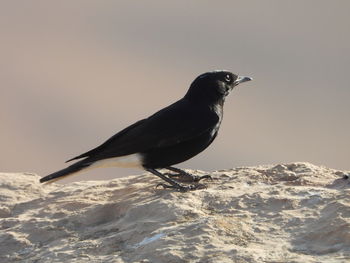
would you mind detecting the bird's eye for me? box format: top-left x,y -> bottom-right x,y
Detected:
224,74 -> 231,82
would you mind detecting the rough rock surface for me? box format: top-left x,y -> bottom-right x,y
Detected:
1,163 -> 349,263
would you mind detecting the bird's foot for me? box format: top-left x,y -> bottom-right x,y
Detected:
165,167 -> 212,182
156,183 -> 206,192
166,173 -> 212,182
146,168 -> 208,192
191,174 -> 212,182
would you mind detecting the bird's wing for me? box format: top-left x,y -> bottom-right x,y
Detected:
65,119 -> 146,162
66,99 -> 219,163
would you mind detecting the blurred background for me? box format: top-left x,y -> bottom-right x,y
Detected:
1,1 -> 349,182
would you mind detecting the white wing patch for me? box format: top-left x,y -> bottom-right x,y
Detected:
90,153 -> 143,169
43,154 -> 143,183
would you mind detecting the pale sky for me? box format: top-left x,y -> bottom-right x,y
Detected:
1,1 -> 349,182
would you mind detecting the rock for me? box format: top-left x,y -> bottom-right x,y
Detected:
0,163 -> 349,263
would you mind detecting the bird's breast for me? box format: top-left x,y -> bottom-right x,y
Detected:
209,103 -> 223,136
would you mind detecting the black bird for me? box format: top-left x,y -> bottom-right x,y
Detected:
40,71 -> 252,191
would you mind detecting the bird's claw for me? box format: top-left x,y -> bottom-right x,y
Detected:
193,174 -> 212,182
155,183 -> 206,192
165,173 -> 212,183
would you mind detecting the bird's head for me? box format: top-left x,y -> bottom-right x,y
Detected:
185,70 -> 252,104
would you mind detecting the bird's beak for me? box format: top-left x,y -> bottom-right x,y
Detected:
234,76 -> 253,86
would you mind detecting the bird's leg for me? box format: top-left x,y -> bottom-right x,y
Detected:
146,168 -> 204,192
165,167 -> 212,182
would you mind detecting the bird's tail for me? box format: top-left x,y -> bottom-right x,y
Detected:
40,161 -> 91,183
